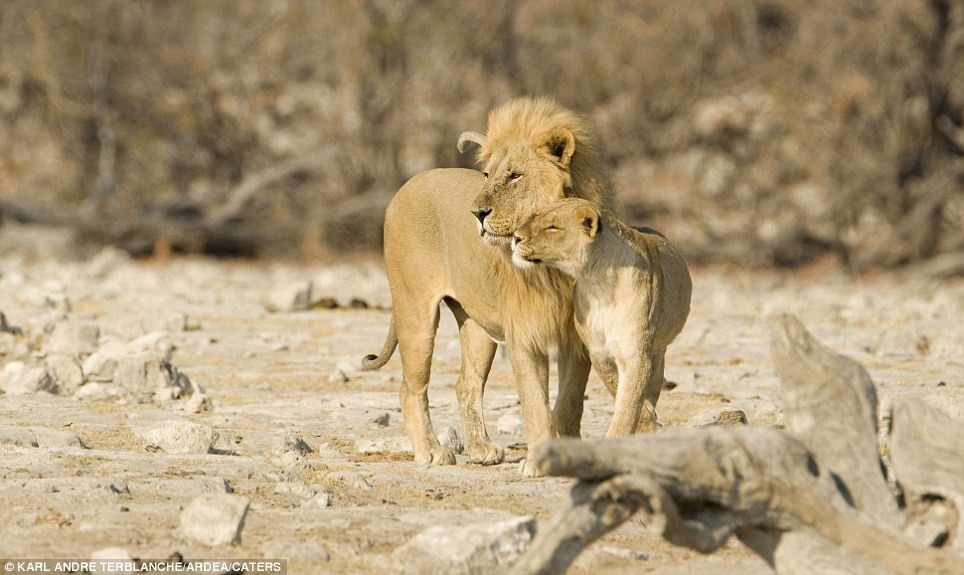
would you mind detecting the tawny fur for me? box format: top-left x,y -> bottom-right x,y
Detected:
477,97 -> 615,216
363,97 -> 615,475
513,197 -> 692,436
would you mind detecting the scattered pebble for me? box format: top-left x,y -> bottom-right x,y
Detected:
90,547 -> 134,574
46,319 -> 100,356
369,413 -> 391,428
328,369 -> 350,384
436,425 -> 464,454
497,413 -> 525,436
265,280 -> 314,312
686,407 -> 748,427
180,493 -> 250,546
0,365 -> 58,396
392,516 -> 535,574
139,420 -> 217,455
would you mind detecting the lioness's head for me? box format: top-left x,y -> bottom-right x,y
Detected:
458,96 -> 614,250
512,198 -> 600,277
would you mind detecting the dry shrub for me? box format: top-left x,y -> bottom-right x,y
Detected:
0,0 -> 960,268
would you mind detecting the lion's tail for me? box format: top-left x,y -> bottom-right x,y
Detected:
361,315 -> 398,370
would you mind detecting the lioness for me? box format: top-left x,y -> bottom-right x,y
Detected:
363,97 -> 616,473
512,198 -> 692,435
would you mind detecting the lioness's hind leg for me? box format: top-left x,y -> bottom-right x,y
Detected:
453,317 -> 503,465
591,355 -> 620,399
606,353 -> 654,437
634,350 -> 666,434
397,307 -> 456,466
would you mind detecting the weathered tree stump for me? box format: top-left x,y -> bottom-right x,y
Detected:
509,314 -> 964,575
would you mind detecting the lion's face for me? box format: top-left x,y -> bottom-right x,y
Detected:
512,198 -> 600,276
470,130 -> 576,249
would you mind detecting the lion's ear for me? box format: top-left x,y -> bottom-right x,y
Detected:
544,128 -> 575,167
457,130 -> 487,154
576,205 -> 600,239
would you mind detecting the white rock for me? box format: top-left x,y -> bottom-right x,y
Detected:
45,354 -> 85,393
82,341 -> 129,382
177,380 -> 212,413
73,382 -> 127,402
436,425 -> 464,454
140,420 -> 217,454
0,365 -> 58,395
392,516 -> 536,575
327,470 -> 373,491
497,413 -> 525,436
83,333 -> 174,383
0,332 -> 28,359
3,360 -> 26,373
47,319 -> 100,356
336,357 -> 363,375
279,434 -> 313,456
80,331 -> 197,405
265,280 -> 313,312
303,491 -> 334,509
686,407 -> 748,427
126,331 -> 174,358
274,480 -> 333,508
179,493 -> 250,546
32,427 -> 86,449
90,547 -> 133,574
328,368 -> 349,384
0,425 -> 39,447
355,436 -> 409,454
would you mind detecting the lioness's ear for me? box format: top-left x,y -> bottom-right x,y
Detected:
544,128 -> 575,167
575,205 -> 600,239
457,130 -> 487,154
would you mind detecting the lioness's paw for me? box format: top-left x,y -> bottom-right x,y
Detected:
414,446 -> 457,466
518,458 -> 543,477
467,442 -> 505,466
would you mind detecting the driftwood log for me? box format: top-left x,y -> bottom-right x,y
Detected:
510,314 -> 964,575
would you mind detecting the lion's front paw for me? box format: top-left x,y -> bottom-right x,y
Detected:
414,446 -> 457,466
467,442 -> 505,466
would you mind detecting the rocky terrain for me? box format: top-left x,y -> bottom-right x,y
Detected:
1,223 -> 962,574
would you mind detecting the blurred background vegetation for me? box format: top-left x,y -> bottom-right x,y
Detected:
1,0 -> 962,271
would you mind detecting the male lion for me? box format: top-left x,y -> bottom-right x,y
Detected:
362,97 -> 616,472
512,198 -> 692,435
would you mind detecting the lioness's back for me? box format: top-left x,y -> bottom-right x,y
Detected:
624,223 -> 692,343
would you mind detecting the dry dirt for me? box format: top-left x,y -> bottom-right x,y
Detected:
1,224 -> 962,574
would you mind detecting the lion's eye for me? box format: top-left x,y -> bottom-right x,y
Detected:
483,171 -> 489,180
508,172 -> 522,181
546,225 -> 558,232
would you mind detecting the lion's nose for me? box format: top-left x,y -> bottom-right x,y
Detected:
472,208 -> 491,225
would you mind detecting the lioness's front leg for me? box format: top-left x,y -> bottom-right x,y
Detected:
507,343 -> 555,476
454,318 -> 504,465
553,339 -> 591,437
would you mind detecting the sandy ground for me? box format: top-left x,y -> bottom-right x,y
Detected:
0,224 -> 961,574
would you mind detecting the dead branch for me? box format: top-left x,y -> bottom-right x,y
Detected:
889,398 -> 964,553
512,428 -> 961,575
205,148 -> 331,227
510,314 -> 964,575
770,313 -> 899,525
